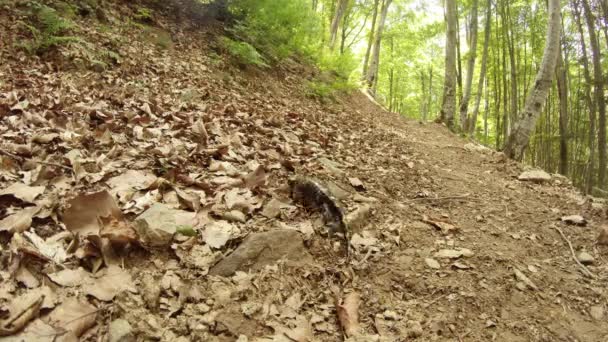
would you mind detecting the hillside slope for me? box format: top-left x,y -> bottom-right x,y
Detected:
0,2 -> 607,341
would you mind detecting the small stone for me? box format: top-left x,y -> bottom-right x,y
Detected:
383,310 -> 399,320
590,306 -> 604,320
407,320 -> 423,338
425,258 -> 441,269
485,319 -> 497,328
561,215 -> 587,226
597,226 -> 608,246
109,319 -> 134,342
434,248 -> 474,259
577,252 -> 594,265
518,170 -> 551,182
223,210 -> 247,223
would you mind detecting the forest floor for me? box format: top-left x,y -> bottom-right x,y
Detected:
1,2 -> 608,342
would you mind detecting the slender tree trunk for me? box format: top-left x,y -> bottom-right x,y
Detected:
365,0 -> 392,93
574,0 -> 597,192
556,40 -> 568,175
506,3 -> 518,127
362,0 -> 380,78
427,66 -> 433,121
583,0 -> 607,188
459,0 -> 479,132
439,0 -> 458,130
470,0 -> 491,136
329,0 -> 349,50
503,0 -> 561,160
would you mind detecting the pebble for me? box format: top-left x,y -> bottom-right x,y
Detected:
577,252 -> 594,265
383,310 -> 399,320
407,320 -> 423,338
425,258 -> 441,269
223,210 -> 247,223
518,170 -> 551,182
590,306 -> 604,320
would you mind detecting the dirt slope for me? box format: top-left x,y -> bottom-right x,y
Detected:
0,2 -> 607,341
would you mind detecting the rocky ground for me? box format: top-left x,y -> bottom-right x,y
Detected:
0,1 -> 607,341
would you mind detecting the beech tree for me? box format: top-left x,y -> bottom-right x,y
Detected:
503,0 -> 561,160
439,0 -> 458,130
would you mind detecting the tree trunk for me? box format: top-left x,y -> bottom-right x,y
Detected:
329,0 -> 349,50
556,39 -> 568,176
573,0 -> 597,192
459,0 -> 479,132
439,0 -> 458,130
503,0 -> 561,160
362,0 -> 380,78
469,0 -> 491,136
582,0 -> 607,188
365,0 -> 392,93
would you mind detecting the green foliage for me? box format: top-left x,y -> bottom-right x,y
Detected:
228,0 -> 322,61
18,2 -> 80,54
307,78 -> 357,102
134,7 -> 153,22
317,52 -> 358,80
220,36 -> 268,68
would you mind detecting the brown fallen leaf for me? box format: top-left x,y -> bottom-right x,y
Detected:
422,216 -> 458,235
0,206 -> 40,233
597,225 -> 608,246
0,292 -> 45,336
62,191 -> 123,236
0,319 -> 58,342
336,292 -> 361,338
0,183 -> 45,203
48,267 -> 92,287
242,165 -> 266,190
83,265 -> 136,301
99,217 -> 138,245
45,298 -> 97,339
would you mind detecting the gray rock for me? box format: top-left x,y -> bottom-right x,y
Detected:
577,252 -> 594,265
326,182 -> 350,200
590,305 -> 604,320
109,319 -> 134,342
318,157 -> 344,175
209,230 -> 312,276
134,203 -> 194,247
433,248 -> 474,259
425,258 -> 441,269
223,210 -> 247,223
561,215 -> 587,226
518,170 -> 551,182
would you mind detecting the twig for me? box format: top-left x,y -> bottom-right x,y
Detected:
552,225 -> 597,279
0,149 -> 72,171
406,193 -> 477,202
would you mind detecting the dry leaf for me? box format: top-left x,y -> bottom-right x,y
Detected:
336,292 -> 361,338
99,217 -> 138,245
48,268 -> 91,287
62,191 -> 123,236
0,206 -> 40,233
107,170 -> 157,202
242,165 -> 266,190
23,230 -> 68,264
46,298 -> 97,338
0,183 -> 45,203
0,319 -> 58,342
203,220 -> 236,249
83,265 -> 136,301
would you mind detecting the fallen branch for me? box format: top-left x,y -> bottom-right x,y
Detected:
552,225 -> 597,279
407,193 -> 477,202
0,149 -> 72,171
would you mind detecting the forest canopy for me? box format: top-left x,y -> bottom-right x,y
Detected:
225,0 -> 608,194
